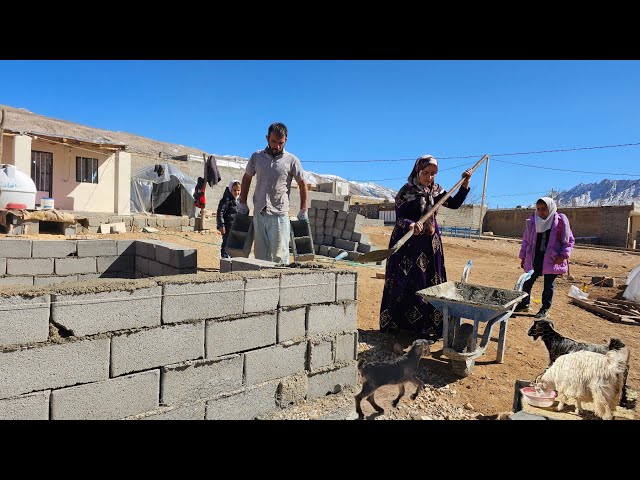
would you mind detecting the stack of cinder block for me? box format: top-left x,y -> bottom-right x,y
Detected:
308,199 -> 376,261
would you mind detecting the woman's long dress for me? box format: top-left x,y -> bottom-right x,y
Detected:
379,186 -> 470,340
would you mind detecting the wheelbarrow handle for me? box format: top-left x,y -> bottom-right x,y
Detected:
391,155 -> 489,254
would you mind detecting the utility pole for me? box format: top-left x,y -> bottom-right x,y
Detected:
0,109 -> 5,163
198,152 -> 208,231
478,156 -> 489,237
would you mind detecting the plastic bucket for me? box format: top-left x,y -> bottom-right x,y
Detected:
41,198 -> 55,210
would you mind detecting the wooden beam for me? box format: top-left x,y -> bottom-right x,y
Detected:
595,297 -> 640,309
570,298 -> 623,322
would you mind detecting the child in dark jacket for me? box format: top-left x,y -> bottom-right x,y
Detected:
516,196 -> 575,318
217,180 -> 241,259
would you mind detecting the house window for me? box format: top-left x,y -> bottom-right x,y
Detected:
76,157 -> 98,183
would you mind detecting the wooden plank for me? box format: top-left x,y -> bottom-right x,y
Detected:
570,298 -> 623,322
595,297 -> 640,309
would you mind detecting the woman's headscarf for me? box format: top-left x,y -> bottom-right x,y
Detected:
227,179 -> 240,199
534,196 -> 557,233
396,155 -> 444,213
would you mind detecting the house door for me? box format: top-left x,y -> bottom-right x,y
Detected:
31,151 -> 53,205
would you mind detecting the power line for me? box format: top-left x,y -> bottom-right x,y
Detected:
492,158 -> 640,176
487,190 -> 548,198
350,161 -> 477,182
303,140 -> 640,163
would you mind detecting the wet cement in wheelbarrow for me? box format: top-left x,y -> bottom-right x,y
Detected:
420,283 -> 522,308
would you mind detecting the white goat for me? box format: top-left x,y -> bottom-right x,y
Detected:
539,339 -> 629,420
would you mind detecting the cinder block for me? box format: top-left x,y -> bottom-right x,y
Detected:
307,302 -> 357,335
332,227 -> 342,238
51,369 -> 160,420
345,221 -> 363,233
148,260 -> 164,276
245,277 -> 280,313
6,258 -> 54,276
96,255 -> 135,273
55,257 -> 97,275
162,264 -> 180,276
314,244 -> 320,254
33,275 -> 78,286
0,276 -> 33,286
161,355 -> 244,405
309,340 -> 333,371
324,216 -> 335,228
111,322 -> 205,377
108,216 -> 133,226
336,271 -> 357,301
310,199 -> 329,209
0,258 -> 5,275
357,243 -> 373,253
337,210 -> 348,220
244,341 -> 307,385
323,226 -> 334,236
315,234 -> 325,245
335,332 -> 358,363
0,390 -> 51,420
316,208 -> 327,219
0,338 -> 110,400
163,217 -> 181,228
77,240 -> 117,257
77,273 -> 101,281
206,380 -> 279,420
308,207 -> 317,217
314,224 -> 324,234
206,313 -> 276,358
328,200 -> 348,212
0,294 -> 50,347
340,230 -> 352,240
335,219 -> 346,230
307,363 -> 357,399
0,239 -> 32,258
220,258 -> 232,273
31,240 -> 77,258
117,240 -> 137,256
280,271 -> 336,307
351,232 -> 370,243
334,238 -> 358,251
319,245 -> 331,256
161,278 -> 244,324
231,258 -> 278,271
277,307 -> 306,342
346,212 -> 365,223
135,403 -> 205,420
51,286 -> 162,336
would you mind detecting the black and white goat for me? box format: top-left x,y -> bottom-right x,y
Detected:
528,319 -> 629,406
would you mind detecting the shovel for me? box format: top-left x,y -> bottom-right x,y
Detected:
355,154 -> 489,264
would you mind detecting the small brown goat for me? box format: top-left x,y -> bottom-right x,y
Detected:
355,339 -> 431,419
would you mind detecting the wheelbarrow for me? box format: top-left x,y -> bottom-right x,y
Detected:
416,270 -> 533,377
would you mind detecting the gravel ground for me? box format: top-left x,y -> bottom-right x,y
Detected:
260,331 -> 481,420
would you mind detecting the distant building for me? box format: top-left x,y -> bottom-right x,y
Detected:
317,180 -> 349,196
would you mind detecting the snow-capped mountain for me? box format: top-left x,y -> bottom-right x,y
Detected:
215,156 -> 397,200
555,179 -> 640,206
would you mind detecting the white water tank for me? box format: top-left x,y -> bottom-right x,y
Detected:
0,164 -> 37,209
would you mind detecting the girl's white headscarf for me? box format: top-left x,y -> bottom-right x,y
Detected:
534,197 -> 557,233
228,180 -> 240,199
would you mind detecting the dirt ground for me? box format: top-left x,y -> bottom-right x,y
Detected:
6,222 -> 638,420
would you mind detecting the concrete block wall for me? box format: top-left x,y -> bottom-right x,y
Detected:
0,239 -> 197,287
483,205 -> 634,247
0,267 -> 358,419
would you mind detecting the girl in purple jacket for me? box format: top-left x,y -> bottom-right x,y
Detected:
515,197 -> 575,318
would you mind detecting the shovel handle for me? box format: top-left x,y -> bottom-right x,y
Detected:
391,155 -> 489,253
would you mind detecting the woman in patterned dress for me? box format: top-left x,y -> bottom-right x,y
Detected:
379,155 -> 473,342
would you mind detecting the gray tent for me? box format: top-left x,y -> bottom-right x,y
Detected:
130,163 -> 197,217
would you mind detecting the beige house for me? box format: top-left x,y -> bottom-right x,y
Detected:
1,130 -> 131,214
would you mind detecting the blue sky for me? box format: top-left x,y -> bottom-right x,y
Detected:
1,60 -> 639,207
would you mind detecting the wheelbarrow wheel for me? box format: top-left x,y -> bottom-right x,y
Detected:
452,358 -> 475,377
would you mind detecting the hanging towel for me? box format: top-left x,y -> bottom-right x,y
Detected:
207,155 -> 222,187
